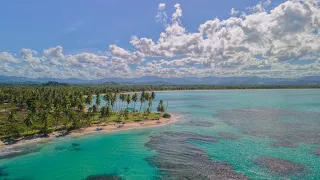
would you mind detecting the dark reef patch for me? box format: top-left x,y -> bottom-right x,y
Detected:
123,167 -> 129,171
178,119 -> 215,127
189,104 -> 214,109
0,167 -> 8,177
271,141 -> 297,148
145,132 -> 251,180
71,143 -> 80,147
136,132 -> 151,136
0,144 -> 42,160
54,146 -> 67,151
85,173 -> 123,180
68,143 -> 83,151
217,108 -> 320,145
255,157 -> 305,176
218,132 -> 241,140
313,148 -> 320,156
70,147 -> 83,151
54,144 -> 83,152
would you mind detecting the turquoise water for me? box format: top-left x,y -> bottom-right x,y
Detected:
1,90 -> 320,179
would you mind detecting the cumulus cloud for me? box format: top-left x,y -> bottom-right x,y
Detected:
43,46 -> 64,58
0,52 -> 18,63
109,45 -> 145,64
1,0 -> 320,79
20,49 -> 41,64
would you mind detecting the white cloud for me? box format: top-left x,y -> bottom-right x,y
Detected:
230,8 -> 239,16
20,49 -> 41,64
172,3 -> 182,24
109,45 -> 145,64
158,3 -> 166,10
43,46 -> 64,59
0,52 -> 18,63
156,3 -> 168,26
1,0 -> 320,79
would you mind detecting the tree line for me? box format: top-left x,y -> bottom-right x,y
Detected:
0,85 -> 167,139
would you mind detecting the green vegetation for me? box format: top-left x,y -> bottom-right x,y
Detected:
1,82 -> 318,140
0,85 -> 168,140
163,113 -> 171,118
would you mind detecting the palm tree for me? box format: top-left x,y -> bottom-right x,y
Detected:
106,106 -> 112,121
41,110 -> 52,136
77,103 -> 85,124
100,106 -> 107,121
85,94 -> 93,106
126,94 -> 131,109
53,105 -> 62,129
119,94 -> 125,111
132,93 -> 138,112
157,100 -> 165,114
144,92 -> 150,111
139,91 -> 145,113
92,105 -> 98,121
68,109 -> 79,129
63,98 -> 71,127
88,106 -> 92,118
63,109 -> 69,127
111,93 -> 116,112
96,93 -> 101,108
150,92 -> 156,111
104,93 -> 113,108
8,110 -> 16,122
24,112 -> 34,134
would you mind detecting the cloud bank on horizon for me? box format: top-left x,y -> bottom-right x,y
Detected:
1,0 -> 320,79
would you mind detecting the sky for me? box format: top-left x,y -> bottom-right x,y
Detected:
1,0 -> 320,79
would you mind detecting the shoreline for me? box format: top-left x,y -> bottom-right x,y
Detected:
118,88 -> 320,94
85,89 -> 320,98
0,113 -> 182,150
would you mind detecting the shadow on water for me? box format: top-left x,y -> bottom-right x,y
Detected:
145,132 -> 251,180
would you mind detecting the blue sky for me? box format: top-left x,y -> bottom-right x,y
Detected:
1,0 -> 319,79
0,0 -> 280,53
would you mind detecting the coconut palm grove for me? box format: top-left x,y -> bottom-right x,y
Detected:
0,84 -> 170,139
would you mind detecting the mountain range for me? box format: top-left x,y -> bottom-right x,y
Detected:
0,75 -> 319,85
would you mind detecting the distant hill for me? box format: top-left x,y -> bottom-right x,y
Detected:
0,75 -> 320,85
103,82 -> 120,85
44,81 -> 68,86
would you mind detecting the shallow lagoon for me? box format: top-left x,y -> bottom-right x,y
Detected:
1,90 -> 320,180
